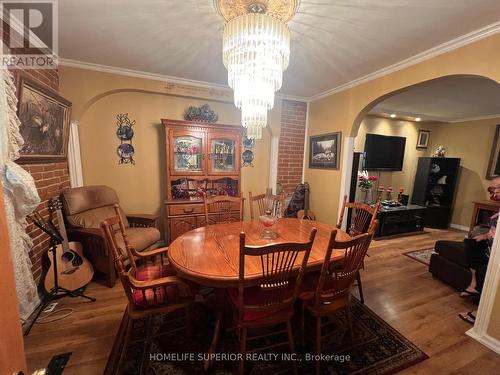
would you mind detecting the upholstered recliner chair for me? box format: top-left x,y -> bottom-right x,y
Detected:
61,185 -> 161,287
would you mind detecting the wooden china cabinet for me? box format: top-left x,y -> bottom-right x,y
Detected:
162,119 -> 243,244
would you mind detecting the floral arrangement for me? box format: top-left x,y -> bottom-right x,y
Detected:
183,104 -> 219,123
358,170 -> 378,190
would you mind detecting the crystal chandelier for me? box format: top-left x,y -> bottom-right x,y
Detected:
216,1 -> 299,139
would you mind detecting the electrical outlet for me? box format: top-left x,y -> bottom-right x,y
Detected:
43,302 -> 58,313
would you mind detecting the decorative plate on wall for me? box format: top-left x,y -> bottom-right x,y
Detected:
116,113 -> 136,164
117,143 -> 135,160
116,125 -> 134,140
242,149 -> 254,167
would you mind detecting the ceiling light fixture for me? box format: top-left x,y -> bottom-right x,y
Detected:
215,0 -> 300,139
415,117 -> 421,122
390,114 -> 396,118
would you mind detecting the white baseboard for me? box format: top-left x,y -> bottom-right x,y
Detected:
466,329 -> 500,355
450,223 -> 469,232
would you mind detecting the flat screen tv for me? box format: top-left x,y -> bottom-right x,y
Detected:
363,133 -> 406,171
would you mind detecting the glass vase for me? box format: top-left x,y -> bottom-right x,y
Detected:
363,189 -> 373,205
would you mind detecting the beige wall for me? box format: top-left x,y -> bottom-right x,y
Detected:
304,33 -> 500,340
427,118 -> 500,227
59,67 -> 281,237
354,116 -> 430,199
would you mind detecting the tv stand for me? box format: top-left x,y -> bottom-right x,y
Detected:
375,204 -> 427,238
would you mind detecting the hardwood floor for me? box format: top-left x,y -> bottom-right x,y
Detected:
23,229 -> 500,374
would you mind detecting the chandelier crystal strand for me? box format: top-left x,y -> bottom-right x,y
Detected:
223,12 -> 290,139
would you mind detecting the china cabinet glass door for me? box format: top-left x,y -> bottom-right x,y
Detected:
170,131 -> 205,175
209,133 -> 240,175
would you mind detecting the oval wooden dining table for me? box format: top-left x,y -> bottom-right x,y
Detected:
167,218 -> 352,369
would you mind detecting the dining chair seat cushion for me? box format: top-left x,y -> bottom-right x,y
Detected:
131,264 -> 191,307
299,273 -> 351,309
227,285 -> 293,322
118,227 -> 161,253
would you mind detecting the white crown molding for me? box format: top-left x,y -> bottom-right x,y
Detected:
59,20 -> 500,105
370,108 -> 500,124
58,58 -> 308,103
309,21 -> 500,102
59,58 -> 229,89
448,113 -> 500,123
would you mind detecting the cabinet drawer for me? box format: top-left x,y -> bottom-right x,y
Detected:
169,217 -> 197,242
168,203 -> 204,216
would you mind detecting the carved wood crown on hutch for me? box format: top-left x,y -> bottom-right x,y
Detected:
162,119 -> 244,244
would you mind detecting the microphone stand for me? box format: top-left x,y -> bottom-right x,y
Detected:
24,213 -> 96,335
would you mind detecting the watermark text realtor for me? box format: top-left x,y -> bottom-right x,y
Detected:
1,0 -> 58,69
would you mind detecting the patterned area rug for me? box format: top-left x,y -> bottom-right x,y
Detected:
106,298 -> 428,375
403,248 -> 436,266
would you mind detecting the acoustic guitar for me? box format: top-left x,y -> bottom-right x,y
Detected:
297,182 -> 316,220
43,198 -> 94,293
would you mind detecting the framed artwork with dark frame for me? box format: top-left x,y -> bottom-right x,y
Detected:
16,77 -> 72,163
486,124 -> 500,180
309,132 -> 341,169
416,130 -> 430,149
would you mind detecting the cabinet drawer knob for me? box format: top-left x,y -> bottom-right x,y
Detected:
183,208 -> 194,213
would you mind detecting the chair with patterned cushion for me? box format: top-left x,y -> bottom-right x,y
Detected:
228,228 -> 317,375
336,195 -> 380,303
299,228 -> 375,375
100,210 -> 194,368
62,185 -> 161,287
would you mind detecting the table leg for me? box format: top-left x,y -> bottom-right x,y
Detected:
204,289 -> 224,371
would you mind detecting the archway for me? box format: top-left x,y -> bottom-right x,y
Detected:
341,73 -> 500,353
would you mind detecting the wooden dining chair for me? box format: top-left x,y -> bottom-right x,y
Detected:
227,228 -> 317,375
203,194 -> 244,225
299,228 -> 376,375
336,195 -> 380,303
248,191 -> 285,219
100,208 -> 195,369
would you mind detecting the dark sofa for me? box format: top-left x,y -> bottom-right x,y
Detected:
429,240 -> 472,291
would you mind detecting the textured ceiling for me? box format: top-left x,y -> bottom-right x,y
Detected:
370,76 -> 500,122
59,0 -> 500,97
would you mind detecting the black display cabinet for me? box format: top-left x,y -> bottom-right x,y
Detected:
411,157 -> 461,228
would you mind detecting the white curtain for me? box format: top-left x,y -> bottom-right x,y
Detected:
68,121 -> 83,187
0,69 -> 41,322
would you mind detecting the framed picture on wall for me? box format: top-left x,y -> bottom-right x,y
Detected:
309,132 -> 341,169
486,124 -> 500,180
416,130 -> 430,149
16,77 -> 72,163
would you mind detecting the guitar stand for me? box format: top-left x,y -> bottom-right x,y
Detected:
24,238 -> 96,336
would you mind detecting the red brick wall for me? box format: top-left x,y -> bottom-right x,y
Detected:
3,21 -> 66,283
22,164 -> 70,282
277,100 -> 308,193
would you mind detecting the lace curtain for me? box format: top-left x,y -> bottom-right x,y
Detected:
0,69 -> 41,322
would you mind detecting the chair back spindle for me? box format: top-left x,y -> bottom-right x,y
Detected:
249,191 -> 286,219
238,229 -> 317,321
203,194 -> 244,225
337,195 -> 380,235
314,229 -> 374,308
